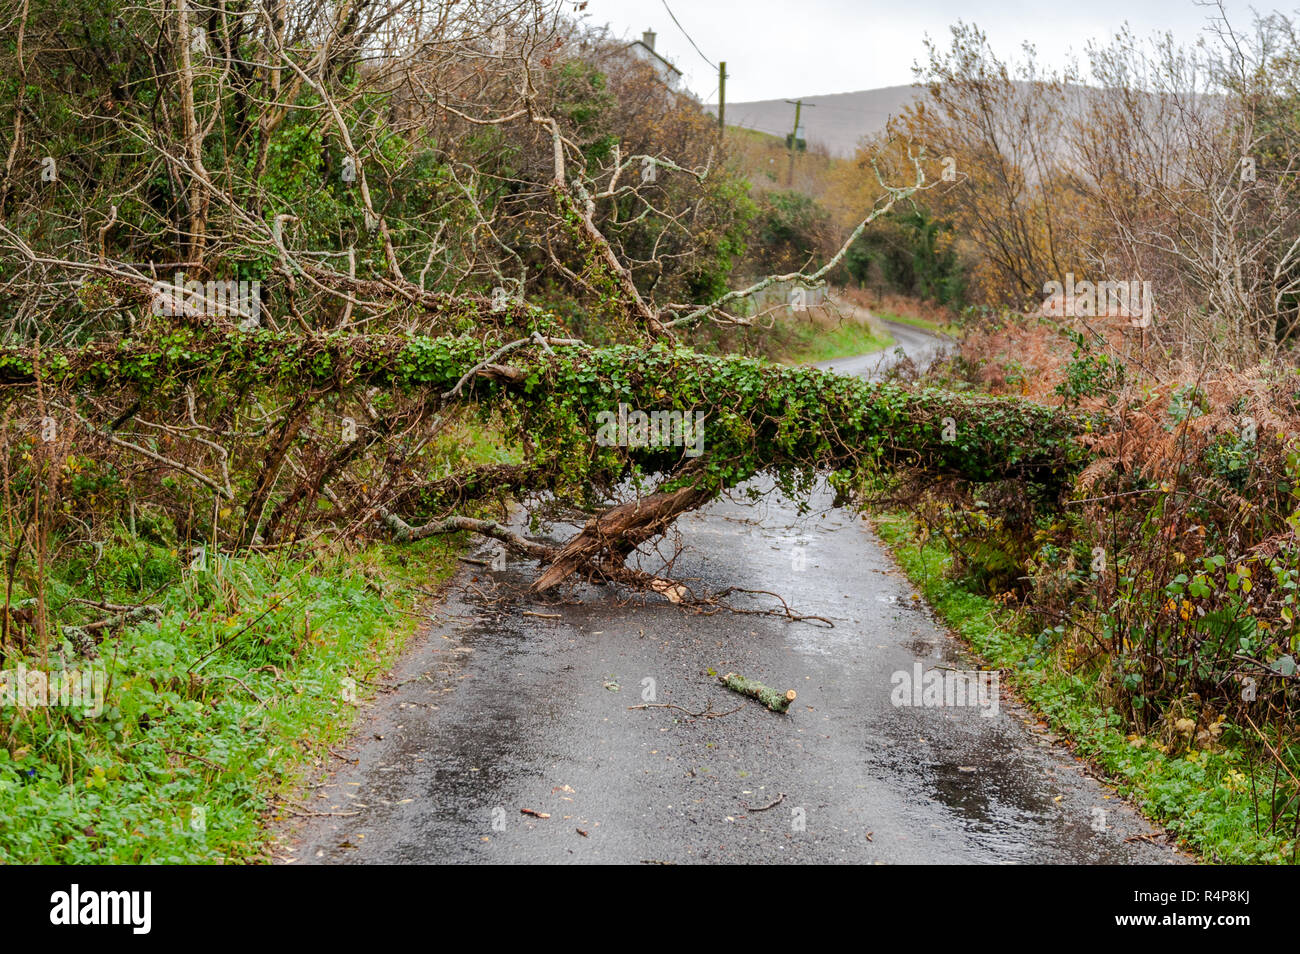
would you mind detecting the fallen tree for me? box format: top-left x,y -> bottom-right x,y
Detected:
0,328 -> 1094,599
0,0 -> 1025,646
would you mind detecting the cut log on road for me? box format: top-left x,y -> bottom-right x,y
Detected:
720,672 -> 797,713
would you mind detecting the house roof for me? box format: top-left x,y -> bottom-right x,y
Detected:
627,39 -> 683,78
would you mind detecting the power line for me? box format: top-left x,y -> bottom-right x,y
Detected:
659,0 -> 717,71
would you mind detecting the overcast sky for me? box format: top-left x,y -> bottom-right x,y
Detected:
582,0 -> 1279,102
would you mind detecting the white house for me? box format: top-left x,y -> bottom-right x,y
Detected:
628,29 -> 683,90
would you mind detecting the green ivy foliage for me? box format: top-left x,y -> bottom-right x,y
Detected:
2,330 -> 1093,506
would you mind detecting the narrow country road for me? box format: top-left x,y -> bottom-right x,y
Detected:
818,316 -> 950,380
279,317 -> 1187,865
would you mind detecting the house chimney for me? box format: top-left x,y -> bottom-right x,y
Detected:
642,29 -> 656,51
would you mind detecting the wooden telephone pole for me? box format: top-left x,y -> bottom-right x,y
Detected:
718,61 -> 727,131
784,99 -> 814,186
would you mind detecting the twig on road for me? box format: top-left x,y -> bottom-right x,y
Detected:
627,701 -> 745,719
700,587 -> 834,627
742,792 -> 786,812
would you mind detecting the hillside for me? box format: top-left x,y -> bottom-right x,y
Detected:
706,85 -> 923,157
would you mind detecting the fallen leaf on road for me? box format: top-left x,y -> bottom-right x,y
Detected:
649,579 -> 689,603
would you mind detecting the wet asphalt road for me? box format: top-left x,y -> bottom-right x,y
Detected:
816,318 -> 950,380
280,322 -> 1187,865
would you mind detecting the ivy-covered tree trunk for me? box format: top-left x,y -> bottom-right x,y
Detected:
0,329 -> 1092,594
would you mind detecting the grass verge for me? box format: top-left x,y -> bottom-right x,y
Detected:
873,512 -> 1297,865
782,318 -> 892,365
0,536 -> 462,863
875,310 -> 959,337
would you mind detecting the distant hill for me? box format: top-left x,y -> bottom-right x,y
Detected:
705,85 -> 923,158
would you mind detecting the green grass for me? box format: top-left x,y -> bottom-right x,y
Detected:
875,310 -> 959,337
0,536 -> 462,863
782,319 -> 892,365
726,126 -> 787,148
873,512 -> 1297,865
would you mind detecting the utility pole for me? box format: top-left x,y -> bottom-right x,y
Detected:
784,99 -> 814,187
718,61 -> 727,132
